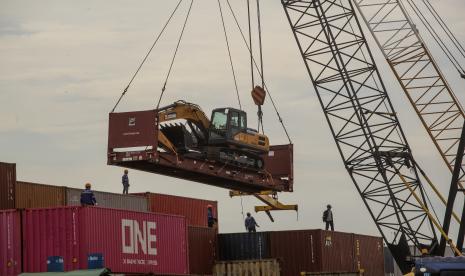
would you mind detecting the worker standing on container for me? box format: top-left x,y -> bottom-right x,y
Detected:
80,183 -> 97,206
322,204 -> 334,231
245,212 -> 259,233
122,169 -> 129,194
207,204 -> 217,228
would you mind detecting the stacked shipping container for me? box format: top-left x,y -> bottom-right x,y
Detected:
188,226 -> 218,275
218,230 -> 384,276
136,192 -> 218,227
0,162 -> 16,209
0,210 -> 21,276
66,187 -> 148,211
22,206 -> 189,274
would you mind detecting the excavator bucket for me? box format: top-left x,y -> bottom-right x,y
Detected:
108,110 -> 293,193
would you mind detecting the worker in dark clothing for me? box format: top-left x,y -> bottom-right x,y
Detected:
207,204 -> 217,228
322,204 -> 334,231
80,183 -> 97,206
122,169 -> 129,194
244,212 -> 259,232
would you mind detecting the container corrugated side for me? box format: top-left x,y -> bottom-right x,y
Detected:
269,230 -> 318,276
320,230 -> 356,272
81,207 -> 189,274
0,210 -> 21,276
136,192 -> 218,227
188,226 -> 217,275
353,234 -> 384,276
22,206 -> 189,274
15,181 -> 66,208
22,206 -> 81,272
0,162 -> 16,210
213,259 -> 280,276
218,232 -> 271,261
269,230 -> 356,276
66,188 -> 148,211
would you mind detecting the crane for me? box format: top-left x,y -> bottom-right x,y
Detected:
351,0 -> 465,257
106,1 -> 465,273
280,0 -> 463,273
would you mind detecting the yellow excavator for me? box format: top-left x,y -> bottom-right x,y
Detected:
157,100 -> 269,170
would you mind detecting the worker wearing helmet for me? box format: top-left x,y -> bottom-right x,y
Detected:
322,204 -> 334,231
122,169 -> 129,194
207,204 -> 217,228
80,182 -> 97,206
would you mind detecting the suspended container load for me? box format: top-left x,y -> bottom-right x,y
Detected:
0,162 -> 16,210
135,192 -> 217,227
67,188 -> 148,212
0,209 -> 22,276
22,206 -> 189,275
107,107 -> 293,193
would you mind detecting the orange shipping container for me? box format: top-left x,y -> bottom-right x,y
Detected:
15,181 -> 66,208
135,192 -> 218,228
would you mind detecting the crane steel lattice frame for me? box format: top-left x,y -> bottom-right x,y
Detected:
352,0 -> 465,184
352,0 -> 465,255
281,0 -> 437,269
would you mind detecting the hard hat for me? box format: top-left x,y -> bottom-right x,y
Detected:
85,182 -> 91,188
207,204 -> 213,208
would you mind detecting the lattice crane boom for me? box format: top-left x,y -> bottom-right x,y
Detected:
280,0 -> 444,272
352,0 -> 465,257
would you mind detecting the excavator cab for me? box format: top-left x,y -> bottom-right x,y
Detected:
209,108 -> 245,144
208,107 -> 269,169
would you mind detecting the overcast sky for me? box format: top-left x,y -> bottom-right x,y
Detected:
1,0 -> 465,241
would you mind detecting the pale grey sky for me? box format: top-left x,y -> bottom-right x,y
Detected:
1,0 -> 465,240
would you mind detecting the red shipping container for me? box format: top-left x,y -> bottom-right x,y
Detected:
188,226 -> 217,275
270,230 -> 356,276
0,162 -> 16,210
353,234 -> 384,276
0,210 -> 22,276
135,192 -> 218,228
22,206 -> 189,274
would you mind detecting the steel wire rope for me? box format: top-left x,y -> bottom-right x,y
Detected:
423,0 -> 465,59
156,0 -> 194,110
256,0 -> 266,134
403,0 -> 465,75
247,0 -> 255,88
217,0 -> 242,110
225,0 -> 292,144
111,0 -> 183,112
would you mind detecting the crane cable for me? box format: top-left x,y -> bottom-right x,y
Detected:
156,0 -> 194,110
256,0 -> 265,134
111,0 -> 183,113
403,0 -> 465,77
217,0 -> 242,110
423,0 -> 465,60
247,0 -> 255,89
225,0 -> 292,144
